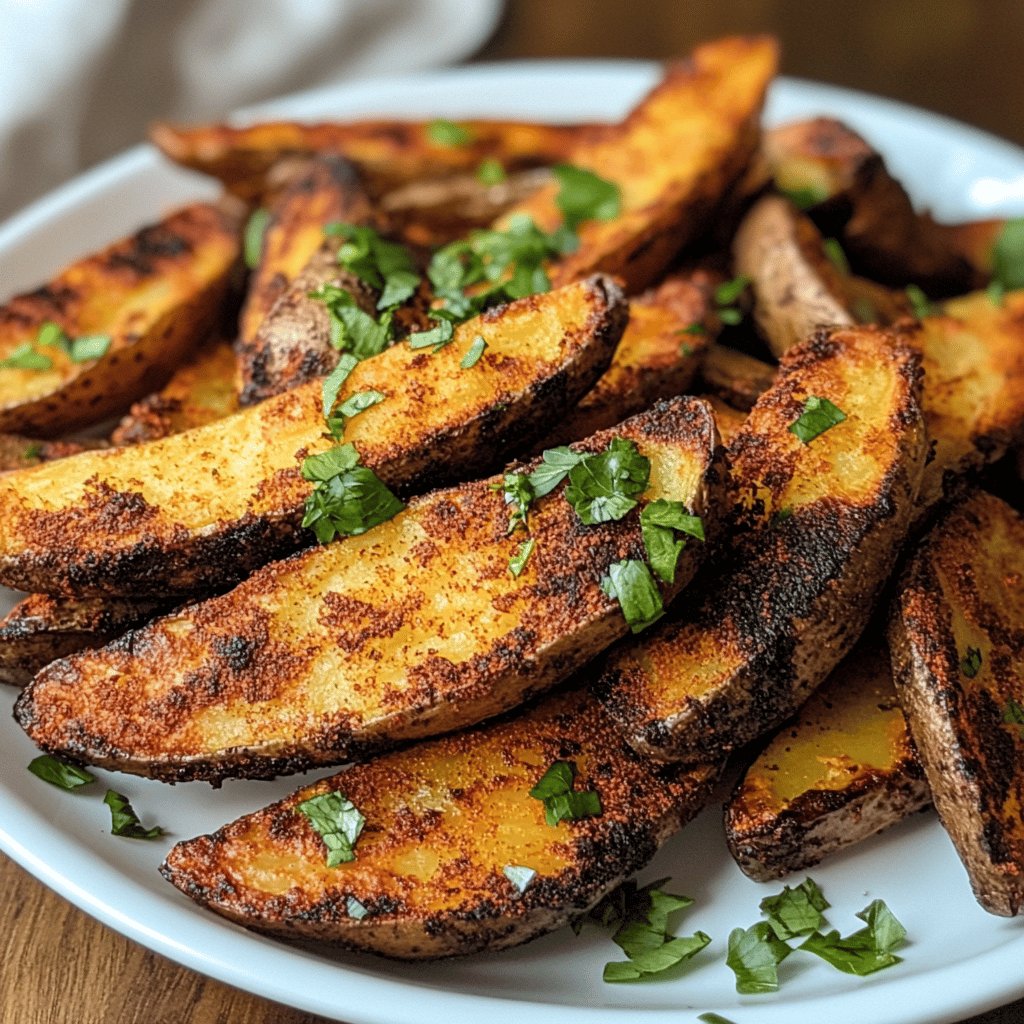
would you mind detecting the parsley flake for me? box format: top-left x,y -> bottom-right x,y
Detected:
552,163 -> 622,232
296,790 -> 366,867
991,217 -> 1024,290
601,558 -> 664,634
789,395 -> 846,443
460,335 -> 487,369
243,207 -> 271,269
823,237 -> 850,276
498,471 -> 534,533
476,158 -> 507,186
564,436 -> 650,525
0,341 -> 54,370
309,284 -> 393,360
1003,698 -> 1024,727
27,754 -> 95,790
779,183 -> 829,210
713,274 -> 750,327
640,500 -> 704,584
726,921 -> 792,994
346,896 -> 368,919
905,283 -> 938,319
759,877 -> 830,939
103,790 -> 163,840
799,899 -> 906,976
407,319 -> 455,353
324,222 -> 420,311
503,865 -> 536,893
35,321 -> 112,363
427,118 -> 475,147
526,446 -> 583,498
529,760 -> 601,827
960,646 -> 983,678
508,537 -> 535,577
321,352 -> 359,423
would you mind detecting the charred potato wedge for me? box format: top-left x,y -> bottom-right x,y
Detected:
16,397 -> 720,782
702,395 -> 747,447
733,194 -> 854,357
697,343 -> 776,411
0,203 -> 241,436
890,491 -> 1024,916
111,334 -> 239,444
160,688 -> 719,958
503,36 -> 778,293
0,276 -> 625,597
595,325 -> 928,763
149,118 -> 589,203
725,637 -> 929,881
0,593 -> 167,687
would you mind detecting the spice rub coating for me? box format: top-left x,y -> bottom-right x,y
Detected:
160,687 -> 719,959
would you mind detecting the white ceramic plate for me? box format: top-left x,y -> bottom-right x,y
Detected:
2,61 -> 1024,1024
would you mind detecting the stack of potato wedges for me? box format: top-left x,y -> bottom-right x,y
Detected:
4,34 -> 1024,967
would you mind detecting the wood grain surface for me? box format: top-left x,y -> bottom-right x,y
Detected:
6,2 -> 1024,1023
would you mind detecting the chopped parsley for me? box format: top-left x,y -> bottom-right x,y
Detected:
1003,698 -> 1024,727
552,163 -> 622,232
407,318 -> 455,353
789,395 -> 846,443
0,341 -> 53,370
296,790 -> 366,867
726,921 -> 792,994
346,896 -> 368,919
759,877 -> 830,939
498,471 -> 535,533
987,279 -> 1007,307
103,790 -> 163,840
799,899 -> 906,976
427,118 -> 474,147
960,646 -> 983,679
991,217 -> 1024,291
529,760 -> 601,827
460,335 -> 487,369
823,237 -> 850,276
601,558 -> 664,634
905,283 -> 938,319
678,322 -> 707,336
779,183 -> 829,210
27,754 -> 95,790
28,320 -> 112,364
476,158 -> 507,186
309,283 -> 394,360
714,274 -> 750,326
563,436 -> 650,525
525,445 -> 583,498
23,442 -> 43,461
508,537 -> 535,577
639,500 -> 704,584
503,865 -> 536,893
243,207 -> 271,269
325,222 -> 420,311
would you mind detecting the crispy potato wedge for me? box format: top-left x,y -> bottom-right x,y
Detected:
890,491 -> 1024,916
16,396 -> 720,781
0,433 -> 107,471
595,325 -> 928,763
725,637 -> 929,881
0,203 -> 241,436
238,155 -> 374,351
111,334 -> 238,444
160,688 -> 719,957
0,276 -> 625,597
0,593 -> 167,687
537,269 -> 718,446
765,117 -> 988,294
733,195 -> 854,357
149,119 -> 589,203
697,342 -> 776,411
702,394 -> 746,446
502,36 -> 777,293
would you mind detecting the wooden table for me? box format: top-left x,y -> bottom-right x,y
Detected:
6,2 -> 1024,1022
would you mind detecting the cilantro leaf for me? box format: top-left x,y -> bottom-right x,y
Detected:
640,500 -> 704,583
552,163 -> 621,232
601,559 -> 664,634
503,865 -> 536,893
726,921 -> 792,994
27,754 -> 96,790
529,760 -> 602,827
0,341 -> 54,371
991,217 -> 1024,290
427,118 -> 474,147
789,395 -> 846,443
508,537 -> 535,577
460,335 -> 487,369
526,446 -> 584,498
103,790 -> 163,840
960,646 -> 982,678
243,207 -> 270,269
799,899 -> 906,976
296,790 -> 366,867
477,158 -> 507,185
564,436 -> 650,525
759,877 -> 830,939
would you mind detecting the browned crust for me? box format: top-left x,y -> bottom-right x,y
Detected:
889,491 -> 1024,916
159,688 -> 719,958
697,343 -> 776,411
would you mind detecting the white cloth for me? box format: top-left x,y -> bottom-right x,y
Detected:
0,0 -> 502,219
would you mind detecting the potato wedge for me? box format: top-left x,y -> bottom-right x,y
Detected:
537,269 -> 718,446
0,433 -> 107,471
238,154 -> 374,351
733,195 -> 854,357
0,276 -> 625,597
889,491 -> 1024,916
111,334 -> 238,444
595,324 -> 927,763
149,119 -> 589,203
0,593 -> 167,687
503,36 -> 778,293
702,395 -> 746,446
697,342 -> 776,411
15,396 -> 719,782
725,637 -> 929,881
0,203 -> 241,436
159,687 -> 719,957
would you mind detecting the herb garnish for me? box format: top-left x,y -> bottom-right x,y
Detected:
601,558 -> 665,634
789,395 -> 846,443
639,500 -> 704,584
346,896 -> 369,919
309,283 -> 394,360
960,646 -> 983,678
552,163 -> 622,232
27,754 -> 96,790
714,274 -> 750,326
427,118 -> 474,147
759,877 -> 830,939
564,436 -> 650,524
779,183 -> 829,210
0,341 -> 54,370
498,471 -> 535,533
503,865 -> 537,893
508,537 -> 535,577
1003,698 -> 1024,727
697,1015 -> 737,1024
905,283 -> 938,319
991,217 -> 1024,291
460,335 -> 487,369
529,760 -> 601,827
726,921 -> 792,993
799,899 -> 906,976
104,790 -> 163,840
476,158 -> 507,186
823,237 -> 850,276
243,207 -> 271,269
296,790 -> 366,866
325,222 -> 420,311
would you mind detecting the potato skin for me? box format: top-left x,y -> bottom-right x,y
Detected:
159,688 -> 719,959
15,396 -> 720,782
889,491 -> 1024,916
697,343 -> 776,411
595,324 -> 928,763
0,276 -> 625,597
0,203 -> 241,436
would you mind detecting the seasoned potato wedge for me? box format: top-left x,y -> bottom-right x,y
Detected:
0,593 -> 167,687
238,154 -> 374,351
702,394 -> 746,446
149,119 -> 588,203
0,433 -> 107,471
595,325 -> 927,763
890,491 -> 1024,916
733,195 -> 854,357
503,36 -> 777,293
111,334 -> 238,444
0,203 -> 241,436
0,276 -> 625,597
697,343 -> 776,411
16,397 -> 720,781
160,688 -> 719,957
725,637 -> 929,881
537,269 -> 718,446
